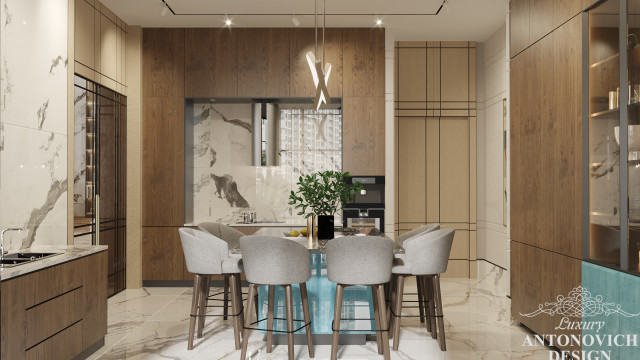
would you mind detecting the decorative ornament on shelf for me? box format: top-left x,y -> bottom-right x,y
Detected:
307,0 -> 331,111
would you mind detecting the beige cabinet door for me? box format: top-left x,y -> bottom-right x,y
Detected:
398,118 -> 426,223
75,0 -> 95,69
441,48 -> 469,103
397,48 -> 427,102
440,118 -> 470,223
100,14 -> 118,81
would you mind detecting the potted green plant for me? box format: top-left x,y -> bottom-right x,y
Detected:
288,170 -> 363,239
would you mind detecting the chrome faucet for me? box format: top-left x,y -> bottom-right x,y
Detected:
1,228 -> 22,260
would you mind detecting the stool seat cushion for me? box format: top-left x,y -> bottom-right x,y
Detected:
222,257 -> 244,274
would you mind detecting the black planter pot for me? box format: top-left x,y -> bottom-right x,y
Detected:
317,215 -> 334,240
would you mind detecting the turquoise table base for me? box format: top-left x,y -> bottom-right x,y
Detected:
256,254 -> 376,345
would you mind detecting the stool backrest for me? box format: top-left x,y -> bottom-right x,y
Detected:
178,228 -> 229,275
197,222 -> 244,250
397,223 -> 440,247
405,228 -> 455,275
326,236 -> 394,285
239,236 -> 311,285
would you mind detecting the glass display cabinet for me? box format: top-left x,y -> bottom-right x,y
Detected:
586,0 -> 640,274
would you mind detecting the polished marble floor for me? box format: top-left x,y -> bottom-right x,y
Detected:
87,267 -> 553,360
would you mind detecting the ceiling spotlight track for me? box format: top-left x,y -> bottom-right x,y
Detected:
159,0 -> 449,17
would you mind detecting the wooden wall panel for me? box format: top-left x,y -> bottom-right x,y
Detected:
75,0 -> 95,69
427,47 -> 441,103
440,118 -> 470,223
289,28 -> 342,97
142,97 -> 184,226
142,227 -> 189,281
426,118 -> 440,223
83,251 -> 107,348
398,118 -> 426,223
142,28 -> 185,97
441,48 -> 469,102
397,48 -> 427,102
510,0 -> 530,58
237,28 -> 290,97
185,28 -> 238,98
529,0 -> 554,46
553,16 -> 583,258
342,97 -> 385,175
343,28 -> 385,97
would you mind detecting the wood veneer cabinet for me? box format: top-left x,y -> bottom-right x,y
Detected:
74,0 -> 127,94
0,251 -> 107,360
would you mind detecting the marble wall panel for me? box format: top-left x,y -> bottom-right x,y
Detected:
0,0 -> 68,250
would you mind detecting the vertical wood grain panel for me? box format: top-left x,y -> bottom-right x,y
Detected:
142,97 -> 184,226
397,48 -> 427,102
441,48 -> 469,102
142,227 -> 188,281
142,28 -> 185,97
510,53 -> 525,245
342,97 -> 385,175
83,251 -> 107,348
100,14 -> 118,81
289,28 -> 342,97
185,28 -> 238,97
427,47 -> 441,104
553,15 -> 582,259
440,118 -> 470,223
510,0 -> 530,57
237,28 -> 290,97
398,118 -> 426,223
75,0 -> 95,69
529,0 -> 554,45
1,277 -> 26,360
426,118 -> 440,223
343,28 -> 385,97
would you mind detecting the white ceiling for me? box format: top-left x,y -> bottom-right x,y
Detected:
101,0 -> 508,41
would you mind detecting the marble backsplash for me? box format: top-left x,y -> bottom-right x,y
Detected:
0,0 -> 68,251
185,101 -> 342,225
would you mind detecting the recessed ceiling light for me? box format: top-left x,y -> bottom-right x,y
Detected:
375,18 -> 383,27
224,17 -> 232,27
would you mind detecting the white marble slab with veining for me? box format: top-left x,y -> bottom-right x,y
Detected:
0,245 -> 107,282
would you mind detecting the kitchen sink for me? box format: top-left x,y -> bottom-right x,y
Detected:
0,252 -> 62,268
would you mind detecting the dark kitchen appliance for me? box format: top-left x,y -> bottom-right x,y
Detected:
343,176 -> 385,233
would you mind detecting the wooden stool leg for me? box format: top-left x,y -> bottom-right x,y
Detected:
188,274 -> 201,350
223,275 -> 229,320
266,285 -> 275,353
284,285 -> 295,360
387,275 -> 396,339
197,275 -> 209,338
433,275 -> 447,351
422,276 -> 432,333
330,284 -> 344,360
300,283 -> 315,358
371,285 -> 383,355
240,284 -> 256,360
237,276 -> 245,340
392,275 -> 405,351
376,284 -> 391,360
426,276 -> 437,339
417,275 -> 425,324
229,274 -> 242,350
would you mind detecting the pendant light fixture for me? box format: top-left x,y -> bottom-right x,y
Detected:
306,0 -> 331,111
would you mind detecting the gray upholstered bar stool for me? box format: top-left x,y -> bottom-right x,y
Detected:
178,228 -> 244,351
391,223 -> 440,328
326,236 -> 394,360
197,222 -> 251,321
389,228 -> 455,351
239,236 -> 314,360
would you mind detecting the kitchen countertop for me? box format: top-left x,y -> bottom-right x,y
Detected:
0,244 -> 108,282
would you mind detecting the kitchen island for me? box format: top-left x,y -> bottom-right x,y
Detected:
1,245 -> 108,360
